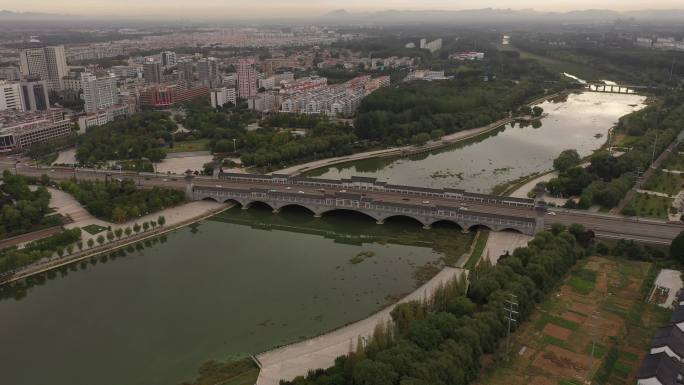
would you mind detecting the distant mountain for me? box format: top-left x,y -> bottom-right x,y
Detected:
0,10 -> 77,19
319,8 -> 684,24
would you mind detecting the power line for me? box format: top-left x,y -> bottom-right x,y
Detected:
504,293 -> 519,361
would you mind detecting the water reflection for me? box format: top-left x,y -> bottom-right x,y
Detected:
308,92 -> 646,193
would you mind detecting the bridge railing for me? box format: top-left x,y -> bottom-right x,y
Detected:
194,187 -> 536,229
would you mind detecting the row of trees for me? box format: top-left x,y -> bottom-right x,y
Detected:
0,228 -> 82,276
60,179 -> 184,223
353,79 -> 545,145
546,94 -> 684,209
284,226 -> 593,385
0,171 -> 61,240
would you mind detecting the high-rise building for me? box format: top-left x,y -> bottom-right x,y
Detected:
0,80 -> 24,111
197,57 -> 219,87
177,60 -> 195,82
210,87 -> 236,108
0,67 -> 21,81
81,72 -> 118,113
19,78 -> 50,111
160,51 -> 177,67
237,59 -> 257,99
143,62 -> 162,84
18,45 -> 67,91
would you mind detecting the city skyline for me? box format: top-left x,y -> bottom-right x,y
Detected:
2,0 -> 684,19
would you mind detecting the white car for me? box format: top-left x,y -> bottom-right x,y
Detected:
547,211 -> 557,216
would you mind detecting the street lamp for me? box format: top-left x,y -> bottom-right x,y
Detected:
232,138 -> 237,153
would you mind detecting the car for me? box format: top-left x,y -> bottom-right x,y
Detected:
422,200 -> 430,204
215,185 -> 222,188
318,188 -> 326,192
269,189 -> 278,192
145,177 -> 151,180
298,190 -> 305,194
340,190 -> 347,193
547,211 -> 557,216
458,206 -> 469,211
402,198 -> 410,201
162,178 -> 169,182
286,187 -> 292,190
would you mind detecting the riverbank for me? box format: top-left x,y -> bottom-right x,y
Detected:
275,116 -> 515,176
0,200 -> 230,286
254,266 -> 466,385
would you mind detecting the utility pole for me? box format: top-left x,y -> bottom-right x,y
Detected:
504,293 -> 519,360
651,132 -> 659,169
586,312 -> 600,383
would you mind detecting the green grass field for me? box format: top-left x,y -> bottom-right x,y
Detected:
82,224 -> 107,235
166,139 -> 210,154
621,193 -> 673,219
642,170 -> 684,196
497,44 -> 609,80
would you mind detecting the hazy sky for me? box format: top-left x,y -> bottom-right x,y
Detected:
2,0 -> 682,18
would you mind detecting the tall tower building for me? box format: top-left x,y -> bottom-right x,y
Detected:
18,45 -> 67,91
197,57 -> 219,87
237,59 -> 257,99
81,72 -> 118,113
0,80 -> 24,111
160,51 -> 177,67
143,62 -> 162,84
19,78 -> 50,111
177,60 -> 195,82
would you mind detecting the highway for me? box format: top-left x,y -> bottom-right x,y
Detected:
2,160 -> 682,245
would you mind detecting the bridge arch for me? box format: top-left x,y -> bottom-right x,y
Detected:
318,208 -> 379,223
429,219 -> 465,230
222,198 -> 243,207
499,227 -> 524,234
277,203 -> 317,215
200,196 -> 219,203
244,200 -> 276,210
469,224 -> 493,233
381,214 -> 427,227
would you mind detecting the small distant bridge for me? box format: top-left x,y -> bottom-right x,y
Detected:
584,83 -> 650,94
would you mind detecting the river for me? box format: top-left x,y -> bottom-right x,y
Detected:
306,92 -> 646,192
0,206 -> 470,385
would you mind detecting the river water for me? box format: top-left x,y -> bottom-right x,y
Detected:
307,92 -> 646,192
0,91 -> 645,385
0,207 -> 469,385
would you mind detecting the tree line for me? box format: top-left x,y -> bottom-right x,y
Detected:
0,171 -> 61,240
546,93 -> 684,210
60,179 -> 185,223
0,228 -> 82,277
283,225 -> 594,385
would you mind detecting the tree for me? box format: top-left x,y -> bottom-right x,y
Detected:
553,150 -> 581,172
133,223 -> 141,234
125,227 -> 132,237
96,235 -> 105,246
106,231 -> 115,242
77,241 -> 83,251
532,106 -> 544,117
87,238 -> 95,248
671,231 -> 684,263
143,222 -> 150,232
114,228 -> 123,239
66,245 -> 74,255
158,215 -> 166,227
151,220 -> 157,230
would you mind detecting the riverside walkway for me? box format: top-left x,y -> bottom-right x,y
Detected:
254,267 -> 465,385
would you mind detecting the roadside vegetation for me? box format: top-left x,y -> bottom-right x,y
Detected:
543,93 -> 684,210
281,225 -> 594,385
0,171 -> 62,240
0,228 -> 82,277
59,179 -> 185,223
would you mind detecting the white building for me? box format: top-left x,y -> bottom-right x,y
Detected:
451,52 -> 485,61
77,104 -> 130,132
81,72 -> 118,113
160,51 -> 177,67
404,70 -> 450,82
425,38 -> 443,53
18,45 -> 68,91
0,80 -> 23,111
237,58 -> 258,99
210,87 -> 237,108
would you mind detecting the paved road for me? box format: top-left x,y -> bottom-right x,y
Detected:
3,161 -> 682,245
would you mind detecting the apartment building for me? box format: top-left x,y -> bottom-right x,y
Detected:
81,72 -> 118,113
0,109 -> 72,152
18,45 -> 68,91
0,80 -> 23,111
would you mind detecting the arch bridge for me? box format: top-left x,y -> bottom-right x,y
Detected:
192,185 -> 539,235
